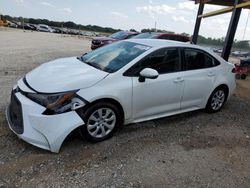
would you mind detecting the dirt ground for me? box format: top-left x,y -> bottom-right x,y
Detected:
0,29 -> 250,188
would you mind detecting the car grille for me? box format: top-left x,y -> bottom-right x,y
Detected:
92,40 -> 101,45
9,90 -> 24,134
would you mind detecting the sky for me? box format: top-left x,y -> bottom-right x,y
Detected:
0,0 -> 250,40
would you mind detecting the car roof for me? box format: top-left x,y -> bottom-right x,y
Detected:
125,39 -> 226,64
123,31 -> 139,34
38,24 -> 49,27
116,30 -> 137,33
138,32 -> 189,37
127,39 -> 196,49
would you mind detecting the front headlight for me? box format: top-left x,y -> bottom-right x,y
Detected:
26,91 -> 86,114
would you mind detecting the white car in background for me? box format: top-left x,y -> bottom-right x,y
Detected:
37,24 -> 54,32
6,39 -> 236,153
7,21 -> 18,28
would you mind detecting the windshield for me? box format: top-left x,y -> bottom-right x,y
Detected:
109,31 -> 128,40
132,33 -> 157,39
80,41 -> 151,73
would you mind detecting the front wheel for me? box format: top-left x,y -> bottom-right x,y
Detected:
206,87 -> 227,113
79,102 -> 122,142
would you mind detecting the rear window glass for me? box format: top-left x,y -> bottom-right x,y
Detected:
184,49 -> 214,70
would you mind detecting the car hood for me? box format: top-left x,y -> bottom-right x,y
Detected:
92,37 -> 117,42
25,57 -> 108,93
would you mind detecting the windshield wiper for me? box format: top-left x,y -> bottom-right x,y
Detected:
84,61 -> 103,71
77,56 -> 83,61
77,56 -> 106,72
103,67 -> 114,73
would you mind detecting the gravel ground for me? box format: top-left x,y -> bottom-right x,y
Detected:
0,29 -> 250,188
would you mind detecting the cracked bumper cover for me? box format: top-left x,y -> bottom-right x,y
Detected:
6,92 -> 85,153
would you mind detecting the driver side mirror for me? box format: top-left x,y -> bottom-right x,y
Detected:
139,68 -> 159,82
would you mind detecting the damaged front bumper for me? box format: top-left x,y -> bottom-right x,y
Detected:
6,91 -> 84,153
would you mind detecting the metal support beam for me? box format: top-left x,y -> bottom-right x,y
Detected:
198,1 -> 250,19
198,6 -> 233,18
221,0 -> 242,61
236,1 -> 250,9
192,3 -> 204,44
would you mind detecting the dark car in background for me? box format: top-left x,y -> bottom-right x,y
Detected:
51,27 -> 64,34
24,23 -> 37,30
132,32 -> 190,42
240,56 -> 250,67
91,31 -> 139,50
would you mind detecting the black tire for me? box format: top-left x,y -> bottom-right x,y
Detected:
78,102 -> 122,143
241,74 -> 247,80
205,87 -> 227,113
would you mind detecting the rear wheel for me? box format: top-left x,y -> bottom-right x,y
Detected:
79,102 -> 122,142
206,87 -> 227,113
241,74 -> 247,80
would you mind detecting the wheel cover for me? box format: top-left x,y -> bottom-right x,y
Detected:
87,108 -> 116,138
211,90 -> 225,111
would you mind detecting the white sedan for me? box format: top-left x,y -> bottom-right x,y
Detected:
6,39 -> 236,152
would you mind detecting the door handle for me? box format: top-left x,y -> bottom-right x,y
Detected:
174,77 -> 184,83
207,72 -> 215,77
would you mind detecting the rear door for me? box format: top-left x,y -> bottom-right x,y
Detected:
180,48 -> 220,109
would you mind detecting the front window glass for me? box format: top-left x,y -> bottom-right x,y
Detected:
139,48 -> 181,74
126,34 -> 138,39
80,41 -> 151,73
109,31 -> 128,40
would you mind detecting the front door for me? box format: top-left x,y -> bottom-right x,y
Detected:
129,48 -> 184,121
